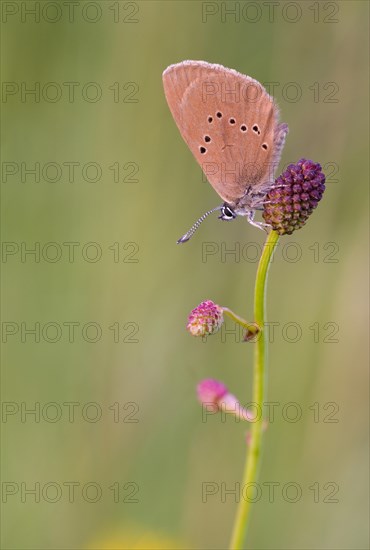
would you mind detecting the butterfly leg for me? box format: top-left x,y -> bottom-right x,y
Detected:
247,210 -> 271,233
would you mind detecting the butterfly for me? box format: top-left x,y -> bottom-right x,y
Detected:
162,60 -> 288,242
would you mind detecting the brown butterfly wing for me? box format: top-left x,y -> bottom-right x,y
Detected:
163,60 -> 288,205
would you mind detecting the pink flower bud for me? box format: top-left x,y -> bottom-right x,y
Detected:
197,379 -> 253,421
197,378 -> 228,405
187,300 -> 224,337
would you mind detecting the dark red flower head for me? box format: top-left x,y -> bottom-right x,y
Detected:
263,159 -> 326,235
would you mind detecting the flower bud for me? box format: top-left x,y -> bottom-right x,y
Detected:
187,300 -> 224,337
197,379 -> 253,421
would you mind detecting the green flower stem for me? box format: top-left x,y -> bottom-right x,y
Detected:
222,308 -> 259,336
230,230 -> 280,550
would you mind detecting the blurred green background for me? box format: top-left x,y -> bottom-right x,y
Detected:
2,1 -> 369,549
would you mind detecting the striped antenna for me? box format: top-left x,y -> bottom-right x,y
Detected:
177,206 -> 223,244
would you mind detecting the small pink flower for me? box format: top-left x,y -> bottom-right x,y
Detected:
197,379 -> 253,421
197,378 -> 228,404
187,300 -> 224,337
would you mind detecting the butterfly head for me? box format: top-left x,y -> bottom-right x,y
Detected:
218,204 -> 237,221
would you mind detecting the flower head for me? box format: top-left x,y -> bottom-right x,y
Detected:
263,159 -> 326,235
197,378 -> 228,405
187,300 -> 224,337
197,378 -> 253,421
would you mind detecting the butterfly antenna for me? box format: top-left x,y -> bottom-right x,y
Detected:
177,206 -> 223,244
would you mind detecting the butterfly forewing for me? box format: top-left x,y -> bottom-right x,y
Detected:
163,60 -> 287,205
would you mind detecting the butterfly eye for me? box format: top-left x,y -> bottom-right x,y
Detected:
229,118 -> 236,125
216,111 -> 222,118
204,136 -> 211,143
220,204 -> 236,221
240,125 -> 247,132
199,146 -> 207,154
